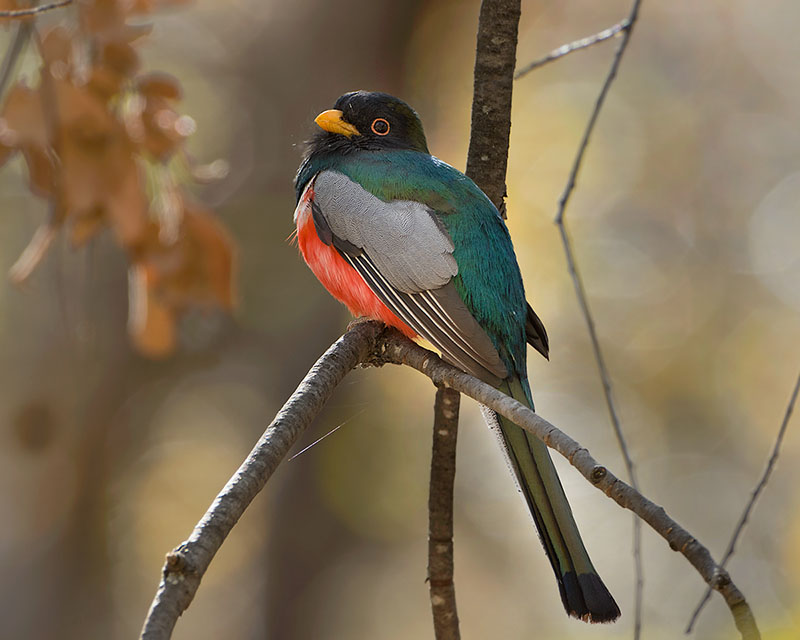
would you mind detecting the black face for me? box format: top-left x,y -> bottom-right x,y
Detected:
311,91 -> 429,155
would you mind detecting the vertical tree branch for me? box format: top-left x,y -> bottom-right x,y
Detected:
428,387 -> 461,640
426,1 -> 521,635
465,0 -> 521,213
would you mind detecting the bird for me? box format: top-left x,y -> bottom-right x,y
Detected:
293,90 -> 620,623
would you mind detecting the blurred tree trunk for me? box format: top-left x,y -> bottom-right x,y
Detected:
231,1 -> 427,637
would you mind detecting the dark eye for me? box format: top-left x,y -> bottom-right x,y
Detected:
371,118 -> 390,135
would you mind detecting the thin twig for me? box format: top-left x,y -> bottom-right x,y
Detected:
541,1 -> 645,636
139,321 -> 383,640
428,386 -> 461,640
554,0 -> 642,227
685,371 -> 800,633
369,326 -> 760,640
0,0 -> 71,19
0,20 -> 31,101
515,20 -> 630,79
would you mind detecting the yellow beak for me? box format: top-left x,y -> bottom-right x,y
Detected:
314,109 -> 361,137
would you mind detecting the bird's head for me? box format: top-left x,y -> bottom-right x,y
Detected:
308,91 -> 429,155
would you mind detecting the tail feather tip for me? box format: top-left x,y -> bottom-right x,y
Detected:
562,572 -> 621,624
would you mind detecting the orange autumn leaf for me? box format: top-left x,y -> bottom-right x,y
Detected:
129,0 -> 193,15
136,72 -> 182,101
0,84 -> 54,196
128,262 -> 178,358
38,26 -> 73,72
55,78 -> 149,245
131,201 -> 236,311
126,73 -> 193,161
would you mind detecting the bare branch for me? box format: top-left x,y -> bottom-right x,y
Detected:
537,0 -> 646,635
425,2 -> 522,634
686,371 -> 800,633
0,20 -> 31,100
0,0 -> 72,19
428,387 -> 461,640
139,321 -> 383,640
553,0 -> 643,226
465,0 -> 521,213
515,20 -> 630,79
368,327 -> 761,640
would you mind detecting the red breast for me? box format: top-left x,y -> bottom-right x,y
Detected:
294,181 -> 416,339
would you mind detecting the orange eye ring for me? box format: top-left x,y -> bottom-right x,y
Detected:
371,118 -> 390,135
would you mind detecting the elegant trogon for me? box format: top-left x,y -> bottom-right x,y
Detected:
293,90 -> 620,623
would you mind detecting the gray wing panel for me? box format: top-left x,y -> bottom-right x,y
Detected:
345,253 -> 508,385
313,170 -> 457,293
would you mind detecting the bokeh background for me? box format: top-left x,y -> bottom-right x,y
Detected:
1,1 -> 799,638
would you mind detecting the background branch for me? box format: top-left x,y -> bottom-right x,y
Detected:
521,1 -> 646,635
0,19 -> 30,99
425,1 -> 521,635
685,371 -> 800,632
0,0 -> 72,19
515,20 -> 630,79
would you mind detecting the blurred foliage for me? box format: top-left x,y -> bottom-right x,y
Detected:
0,1 -> 799,639
0,0 -> 234,357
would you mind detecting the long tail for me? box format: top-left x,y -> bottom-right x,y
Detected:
482,376 -> 620,623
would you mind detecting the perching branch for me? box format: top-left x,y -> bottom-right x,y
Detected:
427,387 -> 461,640
140,321 -> 761,640
367,327 -> 761,640
139,321 -> 383,640
685,371 -> 800,633
517,1 -> 646,635
0,0 -> 72,19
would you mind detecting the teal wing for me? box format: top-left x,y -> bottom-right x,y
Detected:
309,167 -> 508,384
326,150 -> 531,379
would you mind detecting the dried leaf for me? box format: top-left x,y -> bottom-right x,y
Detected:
129,0 -> 193,15
0,84 -> 48,149
182,202 -> 236,309
136,71 -> 182,101
38,26 -> 73,71
53,79 -> 149,245
130,199 -> 235,313
80,0 -> 153,42
0,84 -> 54,194
128,262 -> 177,357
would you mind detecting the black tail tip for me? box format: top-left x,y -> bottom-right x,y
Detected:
561,572 -> 621,624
